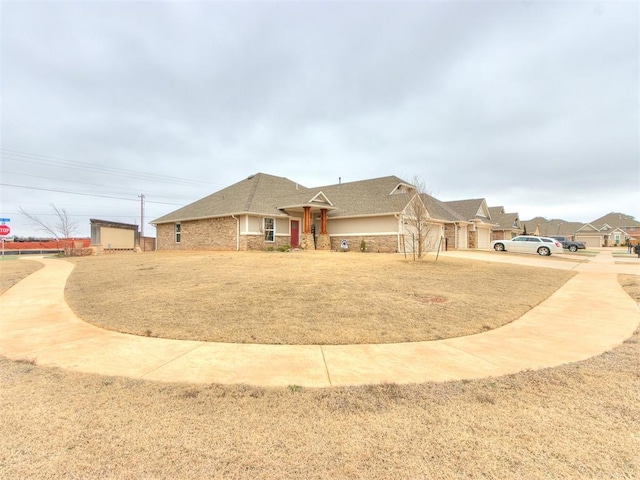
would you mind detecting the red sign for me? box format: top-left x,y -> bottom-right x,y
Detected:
0,225 -> 10,236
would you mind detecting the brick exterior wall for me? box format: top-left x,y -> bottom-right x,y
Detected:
240,235 -> 292,251
330,235 -> 398,253
157,217 -> 236,251
492,230 -> 507,241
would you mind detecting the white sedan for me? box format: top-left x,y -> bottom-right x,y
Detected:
491,236 -> 564,256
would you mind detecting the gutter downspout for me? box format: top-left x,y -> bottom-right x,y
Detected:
231,215 -> 240,251
395,213 -> 403,254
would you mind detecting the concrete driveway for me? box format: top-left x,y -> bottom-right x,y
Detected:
1,250 -> 638,387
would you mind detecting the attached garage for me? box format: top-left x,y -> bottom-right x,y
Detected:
576,235 -> 601,248
477,226 -> 492,249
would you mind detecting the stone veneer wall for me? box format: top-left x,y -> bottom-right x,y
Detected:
444,224 -> 456,251
330,235 -> 398,253
157,217 -> 236,250
316,234 -> 331,250
468,230 -> 477,249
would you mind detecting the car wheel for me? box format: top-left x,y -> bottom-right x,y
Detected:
494,243 -> 505,252
569,245 -> 577,252
538,247 -> 551,256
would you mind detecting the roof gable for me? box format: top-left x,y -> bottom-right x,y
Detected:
588,212 -> 640,229
444,198 -> 491,222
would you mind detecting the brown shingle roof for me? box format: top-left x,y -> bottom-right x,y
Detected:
443,198 -> 498,228
521,217 -> 585,236
490,212 -> 521,231
419,194 -> 467,222
588,212 -> 640,229
152,173 -> 305,224
317,176 -> 415,218
152,173 -> 416,224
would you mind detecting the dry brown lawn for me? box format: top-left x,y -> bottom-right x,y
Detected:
1,274 -> 638,479
65,251 -> 575,344
0,259 -> 42,294
1,255 -> 638,478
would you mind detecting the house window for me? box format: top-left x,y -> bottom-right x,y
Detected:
175,223 -> 181,243
264,218 -> 274,242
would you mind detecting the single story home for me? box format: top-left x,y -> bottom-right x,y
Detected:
442,198 -> 497,249
576,212 -> 640,247
151,173 -> 501,253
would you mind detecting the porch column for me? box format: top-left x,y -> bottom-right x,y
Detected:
320,209 -> 328,235
303,206 -> 311,234
316,208 -> 331,250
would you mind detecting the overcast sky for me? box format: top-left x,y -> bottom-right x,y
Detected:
1,0 -> 638,238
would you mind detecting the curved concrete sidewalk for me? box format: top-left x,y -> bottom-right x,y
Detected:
1,251 -> 638,387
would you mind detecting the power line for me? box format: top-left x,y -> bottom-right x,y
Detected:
1,148 -> 223,189
2,170 -> 203,201
1,183 -> 186,205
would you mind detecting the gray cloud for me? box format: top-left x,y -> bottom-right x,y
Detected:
1,1 -> 638,236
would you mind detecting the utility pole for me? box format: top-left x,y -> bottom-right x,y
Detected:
139,194 -> 145,251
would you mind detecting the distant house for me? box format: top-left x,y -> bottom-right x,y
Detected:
576,212 -> 640,247
151,173 -> 496,253
488,206 -> 522,241
90,219 -> 139,251
520,217 -> 584,238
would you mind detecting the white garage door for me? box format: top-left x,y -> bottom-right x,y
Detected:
477,227 -> 491,249
577,236 -> 600,248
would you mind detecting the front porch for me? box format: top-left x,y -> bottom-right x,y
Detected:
279,192 -> 336,251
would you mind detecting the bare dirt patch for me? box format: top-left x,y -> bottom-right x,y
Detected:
65,251 -> 575,344
0,259 -> 42,294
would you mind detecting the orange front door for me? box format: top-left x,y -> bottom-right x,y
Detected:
291,220 -> 299,247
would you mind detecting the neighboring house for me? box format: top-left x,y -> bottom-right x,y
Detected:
419,193 -> 471,250
520,217 -> 584,238
488,206 -> 522,241
576,212 -> 640,247
90,219 -> 139,251
442,198 -> 497,249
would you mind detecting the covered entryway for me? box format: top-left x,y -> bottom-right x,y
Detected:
278,191 -> 337,250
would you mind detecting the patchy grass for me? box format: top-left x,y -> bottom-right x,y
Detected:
619,274 -> 640,302
65,251 -> 575,344
0,259 -> 42,294
1,325 -> 638,478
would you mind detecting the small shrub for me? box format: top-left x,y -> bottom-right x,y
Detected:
278,244 -> 291,252
360,239 -> 366,252
267,246 -> 275,252
288,384 -> 303,393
